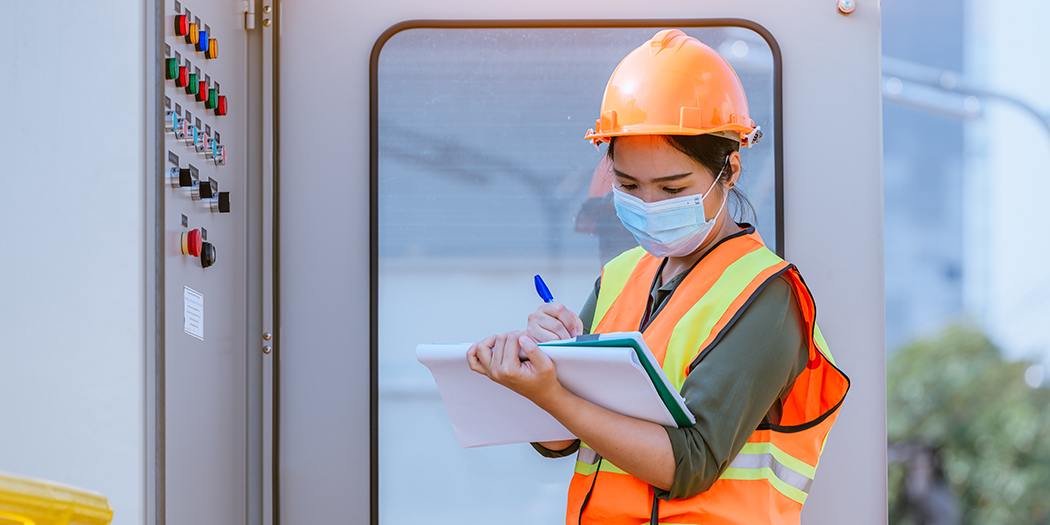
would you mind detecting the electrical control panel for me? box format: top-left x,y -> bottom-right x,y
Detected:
162,1 -> 249,523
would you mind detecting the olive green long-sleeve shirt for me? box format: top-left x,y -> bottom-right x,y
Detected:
532,269 -> 807,500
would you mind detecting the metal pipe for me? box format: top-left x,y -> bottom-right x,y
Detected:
882,55 -> 1050,140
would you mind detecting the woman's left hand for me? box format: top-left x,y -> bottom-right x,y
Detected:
467,330 -> 564,404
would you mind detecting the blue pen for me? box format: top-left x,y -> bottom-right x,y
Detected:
534,274 -> 554,303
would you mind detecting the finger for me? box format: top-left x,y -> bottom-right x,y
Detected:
548,303 -> 584,338
466,343 -> 485,374
497,331 -> 524,369
467,353 -> 483,374
527,309 -> 561,343
490,333 -> 508,379
478,334 -> 498,348
526,323 -> 563,343
534,315 -> 572,341
474,335 -> 497,372
538,303 -> 577,337
500,334 -> 523,376
520,334 -> 555,373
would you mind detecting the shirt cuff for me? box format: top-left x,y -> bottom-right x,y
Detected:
530,440 -> 581,458
656,425 -> 720,500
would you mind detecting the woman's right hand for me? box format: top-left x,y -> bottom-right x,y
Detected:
526,303 -> 585,342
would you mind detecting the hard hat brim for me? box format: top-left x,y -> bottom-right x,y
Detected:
584,124 -> 757,147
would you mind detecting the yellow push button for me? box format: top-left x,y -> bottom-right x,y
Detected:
185,23 -> 199,45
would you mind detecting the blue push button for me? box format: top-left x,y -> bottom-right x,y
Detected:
196,30 -> 209,52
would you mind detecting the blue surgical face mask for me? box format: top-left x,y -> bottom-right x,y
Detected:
612,160 -> 729,258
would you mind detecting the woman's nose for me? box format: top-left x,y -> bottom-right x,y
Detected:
638,188 -> 664,203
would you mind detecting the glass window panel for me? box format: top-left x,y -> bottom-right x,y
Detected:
376,25 -> 778,524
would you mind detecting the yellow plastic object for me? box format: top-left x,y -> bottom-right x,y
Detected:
0,473 -> 112,525
0,511 -> 35,525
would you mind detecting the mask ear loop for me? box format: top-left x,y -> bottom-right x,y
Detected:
693,154 -> 733,250
718,155 -> 731,181
710,154 -> 732,192
699,155 -> 733,199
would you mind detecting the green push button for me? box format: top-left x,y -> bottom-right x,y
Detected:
165,58 -> 179,80
206,88 -> 218,110
186,73 -> 198,95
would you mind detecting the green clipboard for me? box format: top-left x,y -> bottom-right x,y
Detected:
539,332 -> 695,427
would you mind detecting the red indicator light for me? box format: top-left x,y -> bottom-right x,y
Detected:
175,66 -> 189,88
174,15 -> 189,36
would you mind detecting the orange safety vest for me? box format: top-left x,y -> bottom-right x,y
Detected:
566,226 -> 850,525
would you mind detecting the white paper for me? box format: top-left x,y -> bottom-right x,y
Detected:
183,286 -> 204,341
417,343 -> 678,448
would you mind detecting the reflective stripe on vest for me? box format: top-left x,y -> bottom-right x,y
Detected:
565,227 -> 850,525
721,442 -> 816,505
574,442 -> 816,505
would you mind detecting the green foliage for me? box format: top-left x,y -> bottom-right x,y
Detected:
888,325 -> 1050,524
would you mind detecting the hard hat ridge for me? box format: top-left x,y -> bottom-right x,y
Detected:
585,29 -> 762,148
648,28 -> 690,57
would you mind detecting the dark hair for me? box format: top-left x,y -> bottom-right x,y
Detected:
606,134 -> 756,224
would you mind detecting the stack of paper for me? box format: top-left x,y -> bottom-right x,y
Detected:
416,332 -> 694,448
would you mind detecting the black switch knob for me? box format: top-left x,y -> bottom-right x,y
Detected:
192,177 -> 217,200
200,241 -> 216,268
209,191 -> 230,213
167,167 -> 195,188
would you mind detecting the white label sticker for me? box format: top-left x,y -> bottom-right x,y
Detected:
184,286 -> 204,341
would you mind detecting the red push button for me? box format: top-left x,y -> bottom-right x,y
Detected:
174,66 -> 189,88
195,80 -> 208,102
215,95 -> 227,116
181,229 -> 203,257
174,15 -> 189,36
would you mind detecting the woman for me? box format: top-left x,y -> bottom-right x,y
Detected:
467,29 -> 849,525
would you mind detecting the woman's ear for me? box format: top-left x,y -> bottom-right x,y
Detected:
726,150 -> 742,188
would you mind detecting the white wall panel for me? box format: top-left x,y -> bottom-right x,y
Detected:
0,2 -> 146,524
278,1 -> 885,523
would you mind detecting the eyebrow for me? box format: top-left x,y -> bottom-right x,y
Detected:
613,169 -> 694,184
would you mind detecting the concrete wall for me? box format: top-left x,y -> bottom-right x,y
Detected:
0,2 -> 145,524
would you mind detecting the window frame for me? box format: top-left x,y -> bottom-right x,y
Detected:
369,18 -> 783,524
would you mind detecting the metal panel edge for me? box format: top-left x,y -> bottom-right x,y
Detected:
261,1 -> 280,524
144,1 -> 165,524
246,0 -> 267,523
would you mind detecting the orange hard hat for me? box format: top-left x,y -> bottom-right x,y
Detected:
584,29 -> 762,148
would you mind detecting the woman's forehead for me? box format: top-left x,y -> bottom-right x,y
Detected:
612,137 -> 711,181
